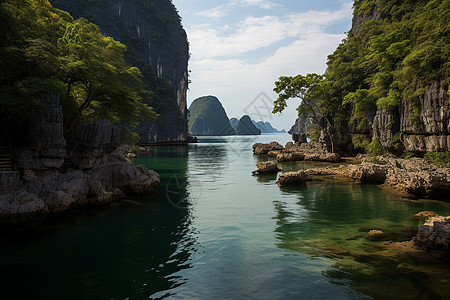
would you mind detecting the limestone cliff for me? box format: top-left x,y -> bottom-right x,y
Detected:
52,0 -> 189,144
0,95 -> 160,222
315,1 -> 450,154
372,82 -> 450,152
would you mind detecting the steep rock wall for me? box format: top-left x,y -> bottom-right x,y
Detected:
52,0 -> 189,143
1,95 -> 160,222
373,82 -> 450,152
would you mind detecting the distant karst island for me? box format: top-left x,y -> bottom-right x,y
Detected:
189,95 -> 285,136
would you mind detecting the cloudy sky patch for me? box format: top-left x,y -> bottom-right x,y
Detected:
172,0 -> 354,130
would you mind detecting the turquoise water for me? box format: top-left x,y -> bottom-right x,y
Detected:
1,134 -> 449,299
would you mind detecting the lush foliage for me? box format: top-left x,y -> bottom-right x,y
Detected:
0,0 -> 157,141
273,0 -> 449,154
424,151 -> 450,167
51,0 -> 187,122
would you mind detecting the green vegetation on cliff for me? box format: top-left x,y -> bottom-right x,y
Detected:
188,96 -> 235,136
274,0 -> 449,153
51,0 -> 189,138
0,0 -> 157,142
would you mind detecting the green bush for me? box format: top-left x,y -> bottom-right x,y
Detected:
424,152 -> 450,167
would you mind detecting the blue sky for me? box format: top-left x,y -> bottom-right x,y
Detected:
172,0 -> 354,130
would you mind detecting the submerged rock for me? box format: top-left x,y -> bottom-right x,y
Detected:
365,230 -> 386,241
411,211 -> 440,220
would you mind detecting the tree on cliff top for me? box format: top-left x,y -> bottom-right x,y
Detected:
0,0 -> 157,143
273,74 -> 338,152
274,0 -> 449,154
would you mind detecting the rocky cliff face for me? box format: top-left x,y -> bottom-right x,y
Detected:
351,0 -> 381,36
52,0 -> 189,143
329,2 -> 450,154
0,95 -> 160,222
371,85 -> 449,153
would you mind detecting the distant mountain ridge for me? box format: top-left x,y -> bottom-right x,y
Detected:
252,121 -> 286,134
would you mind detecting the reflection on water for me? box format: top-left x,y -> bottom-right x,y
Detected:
0,146 -> 198,300
1,134 -> 449,299
273,181 -> 450,299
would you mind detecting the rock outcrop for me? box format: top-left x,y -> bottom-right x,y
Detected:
14,94 -> 66,170
252,161 -> 280,175
276,154 -> 450,198
372,82 -> 450,152
52,0 -> 189,144
253,141 -> 341,163
351,0 -> 381,36
0,95 -> 160,223
252,142 -> 284,155
188,96 -> 235,136
236,115 -> 261,135
415,216 -> 450,257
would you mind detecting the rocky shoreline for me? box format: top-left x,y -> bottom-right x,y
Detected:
252,141 -> 449,199
277,154 -> 449,198
252,140 -> 450,258
0,96 -> 160,223
0,144 -> 160,224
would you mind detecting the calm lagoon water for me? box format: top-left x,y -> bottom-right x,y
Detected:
1,134 -> 449,299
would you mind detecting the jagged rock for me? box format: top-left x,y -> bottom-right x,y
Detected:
252,161 -> 280,175
127,153 -> 137,158
365,230 -> 386,241
277,171 -> 308,185
253,142 -> 284,155
69,120 -> 120,150
288,113 -> 311,134
276,155 -> 449,197
411,211 -> 440,220
91,162 -> 160,195
415,216 -> 450,256
371,82 -> 450,152
285,141 -> 328,154
277,152 -> 306,163
304,153 -> 342,163
285,142 -> 294,150
67,121 -> 126,170
15,94 -> 66,170
267,151 -> 281,157
292,133 -> 307,143
372,109 -> 401,151
0,158 -> 160,222
351,1 -> 381,36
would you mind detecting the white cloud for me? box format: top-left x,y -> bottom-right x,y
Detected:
186,1 -> 353,129
190,2 -> 352,59
197,0 -> 280,19
239,0 -> 278,9
197,4 -> 231,19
